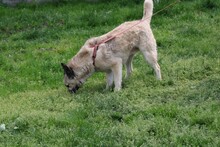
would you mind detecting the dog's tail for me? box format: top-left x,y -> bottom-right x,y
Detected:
143,0 -> 153,21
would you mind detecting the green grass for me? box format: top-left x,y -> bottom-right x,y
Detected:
0,0 -> 220,146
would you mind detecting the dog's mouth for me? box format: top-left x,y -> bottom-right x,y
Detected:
68,80 -> 84,94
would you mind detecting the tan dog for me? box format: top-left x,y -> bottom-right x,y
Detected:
61,0 -> 161,93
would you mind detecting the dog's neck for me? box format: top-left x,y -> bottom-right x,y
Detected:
68,51 -> 96,81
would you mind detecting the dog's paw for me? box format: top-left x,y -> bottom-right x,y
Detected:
114,87 -> 121,92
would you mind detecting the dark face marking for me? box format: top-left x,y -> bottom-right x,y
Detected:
61,63 -> 75,79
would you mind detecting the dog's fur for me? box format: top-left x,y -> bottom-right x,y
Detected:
61,0 -> 161,93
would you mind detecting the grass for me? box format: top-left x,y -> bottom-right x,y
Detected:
0,0 -> 220,146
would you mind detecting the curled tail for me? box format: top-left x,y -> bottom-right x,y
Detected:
143,0 -> 153,21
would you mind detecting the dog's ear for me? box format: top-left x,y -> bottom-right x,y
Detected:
61,63 -> 75,78
78,50 -> 89,58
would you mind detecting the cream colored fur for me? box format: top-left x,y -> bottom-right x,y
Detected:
63,0 -> 161,92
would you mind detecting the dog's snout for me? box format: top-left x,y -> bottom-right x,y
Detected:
69,88 -> 76,94
75,85 -> 79,90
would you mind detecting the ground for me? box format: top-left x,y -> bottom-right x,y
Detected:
0,0 -> 220,146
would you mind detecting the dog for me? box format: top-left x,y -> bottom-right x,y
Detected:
61,0 -> 162,93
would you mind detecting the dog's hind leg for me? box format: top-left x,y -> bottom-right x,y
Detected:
140,48 -> 162,80
125,54 -> 135,79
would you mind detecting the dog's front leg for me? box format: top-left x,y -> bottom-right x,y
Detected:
106,71 -> 114,90
111,58 -> 123,91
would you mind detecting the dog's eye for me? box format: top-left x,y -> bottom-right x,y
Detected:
65,85 -> 69,88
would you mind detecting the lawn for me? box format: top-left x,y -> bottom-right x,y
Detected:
0,0 -> 220,146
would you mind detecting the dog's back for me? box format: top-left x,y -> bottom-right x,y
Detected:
94,0 -> 154,43
92,0 -> 155,64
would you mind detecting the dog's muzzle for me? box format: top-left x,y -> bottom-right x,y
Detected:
68,85 -> 80,94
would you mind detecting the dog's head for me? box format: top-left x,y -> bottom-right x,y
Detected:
61,41 -> 97,93
61,63 -> 83,94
